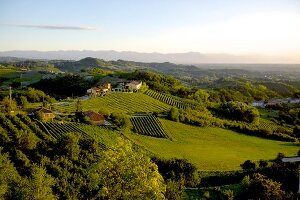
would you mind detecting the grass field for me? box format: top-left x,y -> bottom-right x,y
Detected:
55,93 -> 171,113
125,119 -> 299,171
0,68 -> 20,78
258,108 -> 279,120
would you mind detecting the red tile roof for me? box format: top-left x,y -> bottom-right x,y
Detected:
83,111 -> 105,121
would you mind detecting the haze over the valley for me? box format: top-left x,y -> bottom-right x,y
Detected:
0,50 -> 300,64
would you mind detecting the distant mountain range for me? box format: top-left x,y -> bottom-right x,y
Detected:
0,50 -> 299,64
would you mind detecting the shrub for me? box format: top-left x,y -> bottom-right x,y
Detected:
240,160 -> 256,170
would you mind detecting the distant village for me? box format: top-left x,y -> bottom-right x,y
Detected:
252,98 -> 300,108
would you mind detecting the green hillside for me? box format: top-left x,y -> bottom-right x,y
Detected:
125,119 -> 299,171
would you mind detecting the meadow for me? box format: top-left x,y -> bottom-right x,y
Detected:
125,119 -> 299,171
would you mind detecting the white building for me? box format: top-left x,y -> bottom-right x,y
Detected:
125,81 -> 142,91
252,101 -> 265,108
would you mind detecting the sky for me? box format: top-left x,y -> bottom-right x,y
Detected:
0,0 -> 300,58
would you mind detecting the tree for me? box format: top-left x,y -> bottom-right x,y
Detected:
240,160 -> 256,170
244,173 -> 285,200
258,160 -> 268,168
21,165 -> 57,200
169,107 -> 179,122
17,131 -> 39,150
110,112 -> 132,130
87,139 -> 166,199
58,133 -> 81,161
0,96 -> 17,113
75,98 -> 83,112
20,96 -> 28,109
0,148 -> 21,199
293,125 -> 300,138
193,89 -> 209,103
165,178 -> 185,200
217,101 -> 260,124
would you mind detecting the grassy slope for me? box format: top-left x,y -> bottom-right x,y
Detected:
55,93 -> 171,113
125,119 -> 299,171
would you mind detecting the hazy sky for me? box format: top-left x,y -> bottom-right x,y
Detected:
0,0 -> 300,56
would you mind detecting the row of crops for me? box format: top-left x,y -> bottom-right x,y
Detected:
0,113 -> 53,142
53,93 -> 171,114
0,113 -> 110,149
257,119 -> 293,134
144,90 -> 197,109
130,115 -> 169,139
38,121 -> 89,139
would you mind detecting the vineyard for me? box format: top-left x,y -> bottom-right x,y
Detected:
262,81 -> 296,96
38,121 -> 90,139
54,93 -> 171,113
257,119 -> 293,134
144,90 -> 198,109
0,113 -> 121,149
130,115 -> 169,138
0,113 -> 54,142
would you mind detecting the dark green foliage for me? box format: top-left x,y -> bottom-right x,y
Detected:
19,96 -> 28,109
169,107 -> 179,122
241,173 -> 285,200
240,160 -> 256,170
293,126 -> 300,138
31,75 -> 92,98
110,112 -> 132,130
215,101 -> 260,124
75,99 -> 83,112
258,160 -> 268,168
57,133 -> 81,161
165,178 -> 185,200
0,96 -> 17,113
152,157 -> 200,187
132,70 -> 182,94
0,119 -> 166,199
12,87 -> 55,103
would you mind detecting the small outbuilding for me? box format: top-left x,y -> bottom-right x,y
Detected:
83,110 -> 105,125
31,107 -> 55,121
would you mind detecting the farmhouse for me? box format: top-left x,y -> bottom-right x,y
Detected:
83,110 -> 105,125
125,80 -> 142,91
31,107 -> 55,121
265,98 -> 300,106
100,83 -> 111,92
87,87 -> 101,96
87,83 -> 112,96
252,100 -> 265,108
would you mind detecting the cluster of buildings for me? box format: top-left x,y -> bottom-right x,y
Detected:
86,80 -> 142,96
31,107 -> 110,126
252,97 -> 300,108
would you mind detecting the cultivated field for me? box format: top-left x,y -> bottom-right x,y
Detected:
130,115 -> 169,138
144,89 -> 198,109
55,93 -> 171,113
0,113 -> 122,149
125,119 -> 299,171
